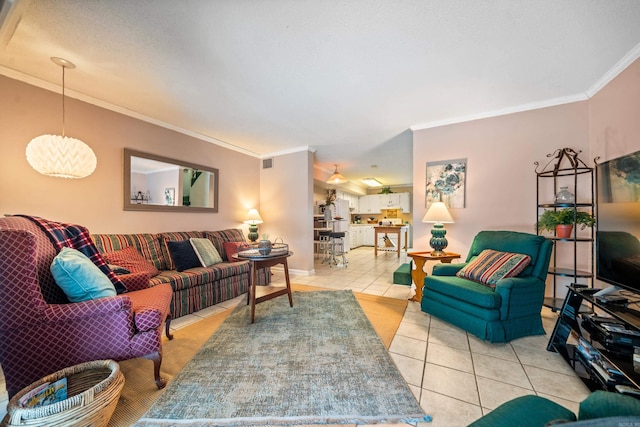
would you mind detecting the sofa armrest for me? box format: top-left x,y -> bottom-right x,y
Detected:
432,263 -> 466,276
42,296 -> 132,323
468,395 -> 575,427
578,390 -> 640,420
494,276 -> 545,319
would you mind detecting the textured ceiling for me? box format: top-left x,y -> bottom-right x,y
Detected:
1,0 -> 640,187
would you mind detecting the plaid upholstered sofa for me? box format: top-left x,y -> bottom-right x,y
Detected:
0,216 -> 174,398
91,228 -> 270,319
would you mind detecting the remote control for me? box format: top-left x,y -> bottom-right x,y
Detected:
615,385 -> 640,397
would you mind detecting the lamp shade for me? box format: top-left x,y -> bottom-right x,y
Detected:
422,202 -> 454,224
243,209 -> 263,225
326,164 -> 347,184
26,134 -> 97,179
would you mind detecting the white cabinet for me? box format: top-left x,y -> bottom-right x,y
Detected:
379,193 -> 401,208
378,192 -> 411,212
350,226 -> 366,248
363,226 -> 375,246
358,195 -> 381,214
336,191 -> 359,212
398,192 -> 411,213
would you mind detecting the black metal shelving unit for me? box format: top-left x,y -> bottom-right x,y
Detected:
535,148 -> 595,311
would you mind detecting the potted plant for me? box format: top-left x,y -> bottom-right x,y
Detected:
537,208 -> 595,238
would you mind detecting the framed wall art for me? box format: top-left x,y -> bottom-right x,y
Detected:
425,158 -> 467,208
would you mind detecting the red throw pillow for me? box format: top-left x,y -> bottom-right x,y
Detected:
223,241 -> 245,262
103,246 -> 160,277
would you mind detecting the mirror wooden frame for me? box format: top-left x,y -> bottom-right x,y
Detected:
123,148 -> 219,213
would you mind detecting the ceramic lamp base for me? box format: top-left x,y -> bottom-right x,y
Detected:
248,225 -> 259,243
429,223 -> 448,255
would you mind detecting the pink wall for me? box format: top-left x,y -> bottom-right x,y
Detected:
412,56 -> 640,296
0,76 -> 261,234
589,57 -> 640,164
412,101 -> 590,255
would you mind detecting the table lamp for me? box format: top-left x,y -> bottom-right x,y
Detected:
244,209 -> 263,243
422,202 -> 454,255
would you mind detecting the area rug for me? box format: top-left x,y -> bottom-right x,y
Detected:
134,290 -> 426,426
109,284 -> 408,427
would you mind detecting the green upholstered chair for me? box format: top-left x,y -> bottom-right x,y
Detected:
421,230 -> 553,343
468,391 -> 640,426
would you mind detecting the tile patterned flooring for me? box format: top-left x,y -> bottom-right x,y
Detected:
0,247 -> 592,426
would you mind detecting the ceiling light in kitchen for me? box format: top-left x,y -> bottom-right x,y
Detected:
362,178 -> 383,187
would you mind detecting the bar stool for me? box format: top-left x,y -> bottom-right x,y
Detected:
318,231 -> 333,263
327,231 -> 348,267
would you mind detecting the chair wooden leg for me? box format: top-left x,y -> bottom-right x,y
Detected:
165,314 -> 174,340
144,351 -> 167,389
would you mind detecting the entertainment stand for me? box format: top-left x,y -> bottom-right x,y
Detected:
547,285 -> 640,393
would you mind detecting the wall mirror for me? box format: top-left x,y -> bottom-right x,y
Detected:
123,148 -> 219,212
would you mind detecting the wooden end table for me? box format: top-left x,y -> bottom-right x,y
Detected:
406,251 -> 461,302
233,251 -> 293,323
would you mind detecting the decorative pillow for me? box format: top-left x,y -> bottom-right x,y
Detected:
190,238 -> 223,267
50,247 -> 117,302
167,240 -> 202,272
223,241 -> 246,263
103,246 -> 160,277
456,249 -> 531,287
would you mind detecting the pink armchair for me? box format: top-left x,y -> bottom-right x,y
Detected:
0,216 -> 173,398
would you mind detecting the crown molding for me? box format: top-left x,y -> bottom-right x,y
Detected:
0,65 -> 261,158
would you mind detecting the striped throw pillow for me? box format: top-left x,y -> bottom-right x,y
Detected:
456,249 -> 531,288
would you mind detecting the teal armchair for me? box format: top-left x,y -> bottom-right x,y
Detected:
421,230 -> 553,343
468,391 -> 640,426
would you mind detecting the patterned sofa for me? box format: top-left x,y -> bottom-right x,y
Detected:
91,229 -> 270,319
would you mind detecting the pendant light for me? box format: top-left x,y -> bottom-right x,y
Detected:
26,57 -> 97,179
326,164 -> 347,185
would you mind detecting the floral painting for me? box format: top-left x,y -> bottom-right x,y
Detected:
425,159 -> 466,208
600,150 -> 640,203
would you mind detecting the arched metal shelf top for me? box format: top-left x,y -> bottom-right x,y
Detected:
534,147 -> 593,176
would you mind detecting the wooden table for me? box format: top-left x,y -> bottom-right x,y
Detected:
233,251 -> 293,323
406,251 -> 461,302
374,226 -> 408,258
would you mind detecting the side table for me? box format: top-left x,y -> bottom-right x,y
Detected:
406,251 -> 461,302
233,251 -> 294,323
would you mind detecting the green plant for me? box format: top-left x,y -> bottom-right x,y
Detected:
324,189 -> 336,206
537,208 -> 595,232
379,187 -> 393,194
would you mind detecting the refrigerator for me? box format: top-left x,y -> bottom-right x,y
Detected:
330,199 -> 350,232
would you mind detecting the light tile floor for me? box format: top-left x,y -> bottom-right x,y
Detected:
0,247 -> 592,426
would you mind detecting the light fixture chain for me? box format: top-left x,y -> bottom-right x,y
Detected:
61,64 -> 66,137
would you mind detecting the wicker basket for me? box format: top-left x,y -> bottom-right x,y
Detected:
3,360 -> 124,427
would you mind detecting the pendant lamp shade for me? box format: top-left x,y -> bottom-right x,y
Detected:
326,164 -> 347,184
25,57 -> 97,179
26,135 -> 97,178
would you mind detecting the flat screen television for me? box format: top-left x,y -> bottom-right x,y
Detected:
595,149 -> 640,297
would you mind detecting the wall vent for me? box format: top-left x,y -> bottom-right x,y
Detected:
262,158 -> 273,169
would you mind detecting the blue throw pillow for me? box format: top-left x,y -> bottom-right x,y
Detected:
50,247 -> 117,302
167,240 -> 202,272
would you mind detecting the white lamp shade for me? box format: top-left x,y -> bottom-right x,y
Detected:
26,134 -> 97,179
326,165 -> 347,184
244,208 -> 263,225
422,202 -> 454,224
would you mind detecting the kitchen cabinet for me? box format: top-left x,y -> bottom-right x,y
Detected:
357,195 -> 381,214
350,226 -> 365,248
363,225 -> 375,246
336,191 -> 360,212
379,192 -> 411,212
